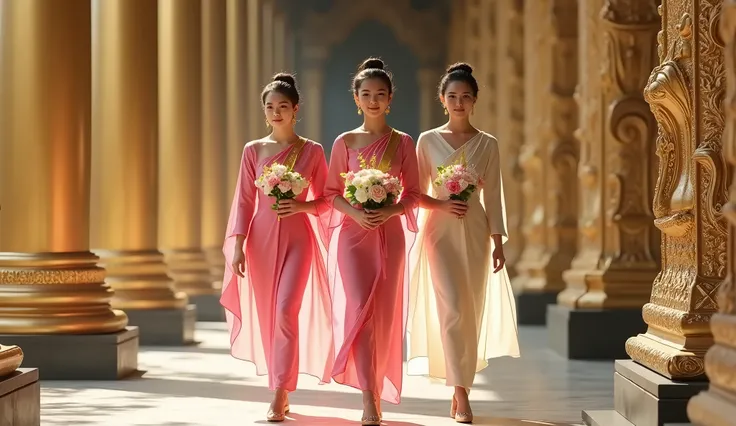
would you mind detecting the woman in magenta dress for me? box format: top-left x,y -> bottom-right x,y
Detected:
323,58 -> 420,425
221,73 -> 333,422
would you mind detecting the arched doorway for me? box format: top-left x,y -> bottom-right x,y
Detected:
321,21 -> 420,152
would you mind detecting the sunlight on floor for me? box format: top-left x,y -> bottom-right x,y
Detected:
40,323 -> 601,425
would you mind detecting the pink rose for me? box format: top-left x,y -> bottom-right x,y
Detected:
368,184 -> 387,203
277,181 -> 292,193
345,171 -> 355,182
267,175 -> 280,188
445,180 -> 461,194
383,180 -> 400,195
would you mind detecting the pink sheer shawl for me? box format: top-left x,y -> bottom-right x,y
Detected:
220,140 -> 334,386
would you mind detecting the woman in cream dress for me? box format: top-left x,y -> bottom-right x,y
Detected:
407,63 -> 520,423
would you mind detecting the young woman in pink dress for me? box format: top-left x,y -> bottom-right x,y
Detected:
323,58 -> 421,425
221,73 -> 333,422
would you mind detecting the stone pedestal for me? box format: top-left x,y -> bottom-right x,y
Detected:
0,368 -> 40,426
516,291 -> 559,325
190,294 -> 225,322
125,305 -> 197,345
582,360 -> 707,426
547,305 -> 646,359
0,327 -> 140,380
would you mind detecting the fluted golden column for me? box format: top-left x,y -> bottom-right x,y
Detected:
247,0 -> 263,141
418,67 -> 441,132
513,0 -> 578,325
0,0 -> 128,336
261,0 -> 275,79
560,2 -> 661,307
226,0 -> 249,199
496,0 -> 525,279
202,0 -> 228,297
689,4 -> 736,423
625,0 -> 727,382
0,0 -> 137,379
273,10 -> 286,73
476,0 -> 497,133
0,345 -> 23,378
159,0 -> 216,301
449,0 -> 468,63
91,0 -> 189,315
302,47 -> 328,142
547,0 -> 661,360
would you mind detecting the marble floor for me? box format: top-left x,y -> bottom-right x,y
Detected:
39,323 -> 614,425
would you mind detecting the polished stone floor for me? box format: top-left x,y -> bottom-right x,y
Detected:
39,323 -> 614,425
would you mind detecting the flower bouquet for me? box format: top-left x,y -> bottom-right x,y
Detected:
254,163 -> 309,210
433,163 -> 483,201
342,168 -> 403,210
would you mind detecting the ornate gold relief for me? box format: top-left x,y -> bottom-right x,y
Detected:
514,0 -> 578,294
626,0 -> 728,380
559,0 -> 661,309
497,0 -> 525,279
687,1 -> 736,423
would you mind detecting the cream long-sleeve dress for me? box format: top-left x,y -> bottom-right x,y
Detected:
407,130 -> 520,389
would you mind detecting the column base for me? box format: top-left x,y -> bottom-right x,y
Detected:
125,304 -> 197,345
582,360 -> 706,426
516,290 -> 559,325
0,327 -> 140,380
0,368 -> 40,426
688,387 -> 736,426
190,293 -> 225,322
547,305 -> 646,359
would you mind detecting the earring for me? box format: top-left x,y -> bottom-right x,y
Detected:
265,119 -> 270,127
443,107 -> 448,115
357,107 -> 362,115
385,105 -> 391,115
292,116 -> 297,125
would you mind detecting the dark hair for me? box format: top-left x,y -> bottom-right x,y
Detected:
352,57 -> 394,94
261,73 -> 300,105
438,63 -> 478,98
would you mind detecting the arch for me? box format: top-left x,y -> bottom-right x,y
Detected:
301,0 -> 445,65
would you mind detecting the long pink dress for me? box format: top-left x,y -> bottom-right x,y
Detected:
221,139 -> 334,392
323,131 -> 420,405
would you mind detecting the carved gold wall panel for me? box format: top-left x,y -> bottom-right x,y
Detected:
687,1 -> 736,422
625,0 -> 728,380
558,0 -> 661,309
496,0 -> 525,278
514,0 -> 579,293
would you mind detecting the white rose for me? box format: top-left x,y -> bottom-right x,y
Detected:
354,187 -> 369,203
292,179 -> 306,195
458,179 -> 469,190
272,164 -> 287,177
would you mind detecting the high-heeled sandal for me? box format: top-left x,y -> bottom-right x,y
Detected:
361,395 -> 381,425
266,396 -> 290,422
451,394 -> 473,423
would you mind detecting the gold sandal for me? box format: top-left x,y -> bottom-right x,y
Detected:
451,394 -> 473,423
266,396 -> 290,423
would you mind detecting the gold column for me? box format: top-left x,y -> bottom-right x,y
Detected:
261,0 -> 275,79
463,0 -> 484,129
496,0 -> 525,278
0,345 -> 23,378
159,0 -> 215,297
0,0 -> 127,335
557,0 -> 661,309
626,0 -> 728,380
247,0 -> 263,141
688,3 -> 736,421
302,46 -> 328,142
513,0 -> 579,321
226,0 -> 249,199
477,0 -> 497,133
202,0 -> 228,289
418,67 -> 441,132
273,10 -> 286,73
91,0 -> 188,312
449,0 -> 468,63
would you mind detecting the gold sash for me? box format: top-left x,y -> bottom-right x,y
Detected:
283,137 -> 307,169
376,129 -> 401,172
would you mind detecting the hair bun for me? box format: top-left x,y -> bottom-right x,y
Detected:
272,73 -> 296,87
446,62 -> 473,75
358,57 -> 385,72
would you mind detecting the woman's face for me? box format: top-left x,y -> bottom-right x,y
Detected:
264,91 -> 298,129
441,81 -> 476,119
354,78 -> 392,118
